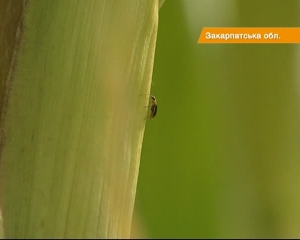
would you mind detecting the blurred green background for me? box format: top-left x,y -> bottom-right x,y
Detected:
134,0 -> 300,238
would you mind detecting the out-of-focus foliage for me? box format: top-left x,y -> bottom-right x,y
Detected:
135,0 -> 300,238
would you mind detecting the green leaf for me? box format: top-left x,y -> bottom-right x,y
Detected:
0,0 -> 160,238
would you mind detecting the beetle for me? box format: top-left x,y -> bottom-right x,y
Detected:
149,95 -> 157,119
139,94 -> 158,119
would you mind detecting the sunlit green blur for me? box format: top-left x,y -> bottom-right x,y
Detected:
135,0 -> 300,238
